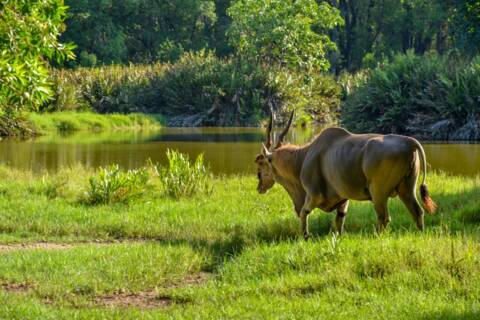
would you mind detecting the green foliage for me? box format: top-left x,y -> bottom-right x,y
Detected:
46,64 -> 168,114
78,51 -> 97,67
52,0 -> 479,73
158,149 -> 212,199
0,113 -> 35,137
227,0 -> 343,71
62,0 -> 217,65
342,52 -> 480,137
0,0 -> 75,113
158,51 -> 271,125
450,0 -> 480,54
46,53 -> 342,126
271,70 -> 341,126
157,39 -> 185,63
84,164 -> 149,205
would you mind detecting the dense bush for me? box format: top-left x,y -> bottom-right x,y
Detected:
157,149 -> 212,199
47,52 -> 342,126
342,52 -> 480,140
84,165 -> 150,205
158,51 -> 271,126
0,113 -> 35,137
46,64 -> 168,114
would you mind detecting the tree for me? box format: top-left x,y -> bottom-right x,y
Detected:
0,0 -> 74,113
62,0 -> 217,65
449,0 -> 480,54
332,0 -> 449,71
227,0 -> 343,72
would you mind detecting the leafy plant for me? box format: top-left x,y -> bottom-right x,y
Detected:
0,0 -> 75,113
84,164 -> 149,205
157,149 -> 212,199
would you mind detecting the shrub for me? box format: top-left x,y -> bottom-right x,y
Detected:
271,69 -> 341,126
45,52 -> 342,127
46,64 -> 167,114
341,52 -> 480,139
157,149 -> 212,199
0,113 -> 35,137
157,51 -> 271,126
84,165 -> 150,205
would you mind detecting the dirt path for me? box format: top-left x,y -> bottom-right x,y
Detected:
0,241 -> 212,308
1,272 -> 212,309
0,242 -> 78,252
0,240 -> 154,253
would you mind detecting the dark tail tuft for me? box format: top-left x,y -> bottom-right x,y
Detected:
420,184 -> 437,214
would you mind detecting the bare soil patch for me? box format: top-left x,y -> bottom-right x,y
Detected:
95,272 -> 212,309
0,240 -> 149,253
96,290 -> 172,309
1,283 -> 32,293
0,243 -> 77,252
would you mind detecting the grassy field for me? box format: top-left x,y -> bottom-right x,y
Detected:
0,165 -> 479,319
26,112 -> 163,135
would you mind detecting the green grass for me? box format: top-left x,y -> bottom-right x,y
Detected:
0,165 -> 479,319
26,112 -> 163,134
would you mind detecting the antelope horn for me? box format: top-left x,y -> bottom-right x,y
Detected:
262,143 -> 272,160
274,110 -> 294,148
265,112 -> 273,149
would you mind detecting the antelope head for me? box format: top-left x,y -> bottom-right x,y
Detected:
254,110 -> 294,194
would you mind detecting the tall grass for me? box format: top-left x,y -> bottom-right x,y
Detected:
26,112 -> 162,134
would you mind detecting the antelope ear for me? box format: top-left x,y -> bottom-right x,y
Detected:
255,154 -> 265,163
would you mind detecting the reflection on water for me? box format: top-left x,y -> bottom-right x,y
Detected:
0,128 -> 478,176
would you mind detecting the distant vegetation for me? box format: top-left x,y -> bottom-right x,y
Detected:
342,52 -> 480,140
1,0 -> 479,136
61,0 -> 479,70
47,52 -> 341,127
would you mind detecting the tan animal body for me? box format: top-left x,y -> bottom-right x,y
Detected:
255,111 -> 436,239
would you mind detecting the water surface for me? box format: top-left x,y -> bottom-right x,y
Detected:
0,128 -> 478,176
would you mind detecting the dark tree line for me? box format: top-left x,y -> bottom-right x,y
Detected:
61,0 -> 479,70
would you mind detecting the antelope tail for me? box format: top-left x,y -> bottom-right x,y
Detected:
412,139 -> 437,214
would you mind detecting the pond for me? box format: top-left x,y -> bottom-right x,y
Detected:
0,128 -> 479,176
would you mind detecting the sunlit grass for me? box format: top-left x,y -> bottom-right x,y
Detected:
0,165 -> 479,318
26,112 -> 163,134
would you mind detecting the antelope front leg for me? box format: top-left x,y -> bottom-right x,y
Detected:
300,196 -> 314,240
335,200 -> 349,235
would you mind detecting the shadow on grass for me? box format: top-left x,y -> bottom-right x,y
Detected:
147,184 -> 480,271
